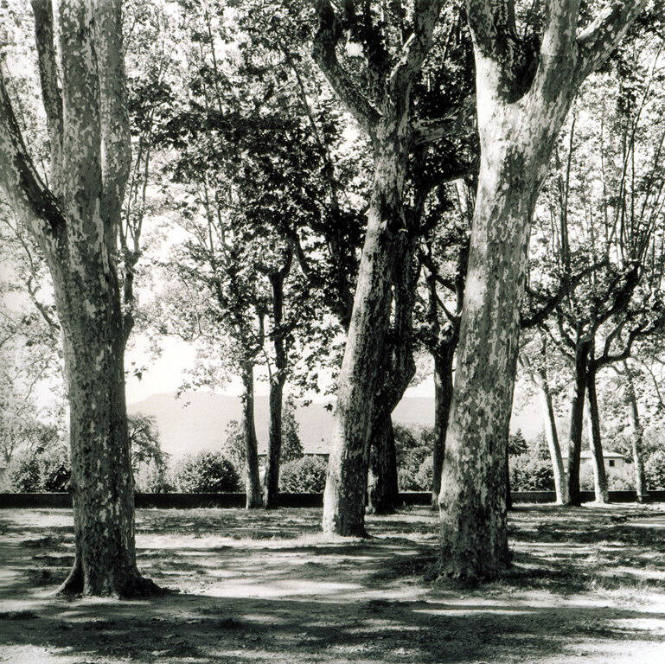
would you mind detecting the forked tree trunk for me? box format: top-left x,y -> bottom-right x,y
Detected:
440,0 -> 646,582
538,374 -> 567,504
431,345 -> 454,509
240,362 -> 263,508
314,0 -> 444,538
367,413 -> 399,514
585,365 -> 609,503
566,338 -> 590,506
0,0 -> 158,596
625,367 -> 648,502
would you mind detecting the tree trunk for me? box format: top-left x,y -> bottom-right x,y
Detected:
263,373 -> 285,508
57,269 -> 157,597
585,365 -> 609,503
538,374 -> 567,504
625,367 -> 648,502
240,362 -> 263,508
322,142 -> 407,537
0,1 -> 159,596
367,413 -> 399,514
566,339 -> 589,507
438,134 -> 541,578
431,344 -> 454,509
263,270 -> 288,509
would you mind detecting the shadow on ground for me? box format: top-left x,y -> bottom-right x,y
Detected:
1,504 -> 665,663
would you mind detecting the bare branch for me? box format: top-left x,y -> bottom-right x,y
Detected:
577,0 -> 648,79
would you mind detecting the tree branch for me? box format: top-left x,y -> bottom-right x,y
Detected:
389,0 -> 445,96
577,1 -> 648,79
0,72 -> 65,238
312,0 -> 381,136
30,0 -> 63,185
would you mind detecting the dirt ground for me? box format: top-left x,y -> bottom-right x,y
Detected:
1,504 -> 665,664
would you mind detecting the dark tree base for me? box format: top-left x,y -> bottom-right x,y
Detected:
56,564 -> 165,599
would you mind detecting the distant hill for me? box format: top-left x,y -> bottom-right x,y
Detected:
128,392 -> 435,461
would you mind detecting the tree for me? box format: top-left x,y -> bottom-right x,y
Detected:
438,1 -> 646,581
313,0 -> 479,536
0,1 -> 158,596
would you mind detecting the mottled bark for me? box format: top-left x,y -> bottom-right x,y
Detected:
585,365 -> 609,503
322,148 -> 406,536
566,339 -> 589,507
0,0 -> 157,596
315,0 -> 444,537
440,0 -> 646,581
431,344 -> 454,508
538,376 -> 567,504
240,362 -> 263,508
625,367 -> 648,502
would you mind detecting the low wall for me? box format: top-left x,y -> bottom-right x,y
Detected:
1,490 -> 664,509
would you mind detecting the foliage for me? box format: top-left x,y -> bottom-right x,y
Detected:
128,414 -> 169,492
5,452 -> 41,492
281,397 -> 304,462
510,454 -> 554,492
394,424 -> 433,491
279,456 -> 327,494
172,451 -> 240,493
645,449 -> 665,490
39,445 -> 71,492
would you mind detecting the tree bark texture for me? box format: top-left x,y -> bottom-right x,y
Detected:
263,270 -> 288,508
241,362 -> 263,508
315,0 -> 444,537
439,0 -> 646,581
322,146 -> 407,536
0,0 -> 158,596
585,365 -> 609,503
625,367 -> 648,502
538,376 -> 567,504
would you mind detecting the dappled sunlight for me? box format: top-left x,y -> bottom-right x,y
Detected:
2,504 -> 665,662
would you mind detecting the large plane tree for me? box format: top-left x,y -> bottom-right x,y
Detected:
0,1 -> 158,597
438,0 -> 647,581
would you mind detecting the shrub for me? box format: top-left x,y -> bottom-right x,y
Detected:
40,446 -> 71,492
645,449 -> 665,489
6,453 -> 41,492
510,454 -> 554,491
415,456 -> 433,491
173,451 -> 240,493
280,456 -> 327,493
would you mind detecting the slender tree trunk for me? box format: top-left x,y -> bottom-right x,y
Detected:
263,270 -> 289,508
367,413 -> 399,514
538,374 -> 567,504
585,365 -> 609,503
625,367 -> 648,502
240,362 -> 263,508
264,373 -> 285,508
322,143 -> 407,537
566,339 -> 589,507
431,345 -> 454,508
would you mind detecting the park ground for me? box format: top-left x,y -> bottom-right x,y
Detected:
1,504 -> 665,663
